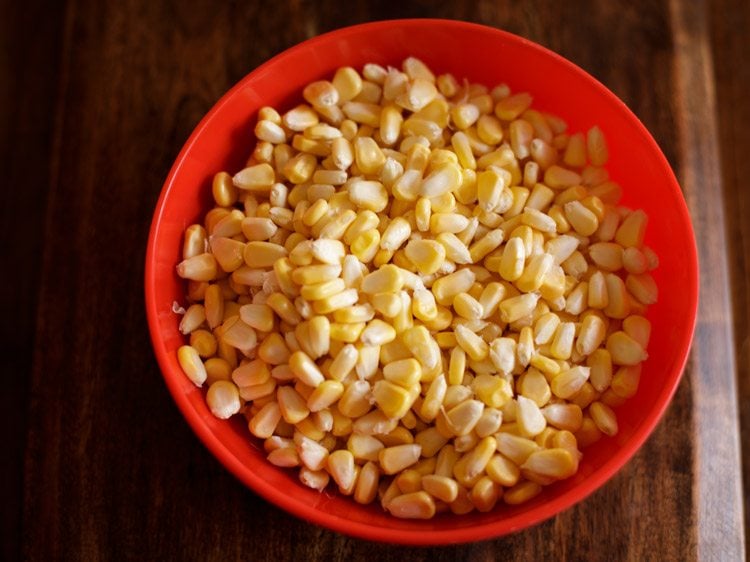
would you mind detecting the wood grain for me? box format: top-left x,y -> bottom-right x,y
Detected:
710,0 -> 750,553
668,0 -> 746,556
2,0 -> 744,559
0,1 -> 66,561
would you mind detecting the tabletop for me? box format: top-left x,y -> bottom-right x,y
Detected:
2,0 -> 747,560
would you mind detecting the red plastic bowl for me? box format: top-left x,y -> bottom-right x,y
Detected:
145,19 -> 698,545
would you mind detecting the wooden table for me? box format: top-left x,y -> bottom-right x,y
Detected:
3,1 -> 747,559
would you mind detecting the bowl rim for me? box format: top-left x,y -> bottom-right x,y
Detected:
145,18 -> 699,545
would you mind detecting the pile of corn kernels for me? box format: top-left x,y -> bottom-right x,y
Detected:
175,57 -> 658,519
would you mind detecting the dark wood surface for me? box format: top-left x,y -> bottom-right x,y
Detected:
3,1 -> 746,560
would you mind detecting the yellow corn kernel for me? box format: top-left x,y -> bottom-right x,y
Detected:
287,350 -> 324,387
584,125 -> 608,166
232,163 -> 275,191
241,241 -> 287,269
220,315 -> 257,351
206,381 -> 241,420
247,401 -> 282,439
603,273 -> 630,319
378,217 -> 410,251
549,322 -> 575,360
379,444 -> 422,475
444,399 -> 484,437
346,179 -> 388,212
559,131 -> 585,167
403,239 -> 445,276
189,329 -> 217,358
294,432 -> 329,472
329,136 -> 354,170
541,403 -> 583,432
454,324 -> 489,361
360,265 -> 403,295
204,357 -> 232,385
370,292 -> 401,318
626,272 -> 658,305
386,490 -> 436,519
372,379 -> 418,419
468,228 -> 504,263
606,331 -> 648,365
337,379 -> 372,418
521,447 -> 577,480
282,104 -> 318,132
290,264 -> 340,287
412,425 -> 448,458
519,365 -> 552,404
453,436 -> 497,488
476,168 -> 505,212
276,386 -> 310,425
495,432 -> 540,466
563,200 -> 598,236
318,209 -> 357,240
265,292 -> 301,325
611,364 -> 642,399
182,224 -> 207,261
411,288 -> 438,323
349,229 -> 379,263
623,315 -> 651,349
453,292 -> 484,321
589,401 -> 618,436
432,268 -> 475,305
333,304 -> 374,324
177,345 -> 207,387
383,358 -> 422,387
615,209 -> 648,248
416,374 -> 445,422
176,253 -> 218,283
495,92 -> 533,121
497,292 -> 538,324
360,319 -> 396,346
575,314 -> 606,357
309,239 -> 345,265
342,210 -> 379,245
575,416 -> 602,448
588,242 -> 623,272
622,246 -> 649,274
472,373 -> 512,409
323,344 -> 356,382
445,347 -> 466,386
550,366 -> 590,399
587,270 -> 609,309
353,461 -> 380,505
298,278 -> 345,302
587,348 -> 613,392
515,394 -> 547,437
257,332 -> 291,365
329,322 -> 365,343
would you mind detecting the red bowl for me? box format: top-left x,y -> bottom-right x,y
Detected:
145,19 -> 698,545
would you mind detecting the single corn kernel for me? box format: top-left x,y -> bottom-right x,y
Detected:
183,224 -> 207,260
589,401 -> 619,436
550,366 -> 590,399
379,444 -> 422,475
626,273 -> 658,305
386,490 -> 436,519
404,239 -> 446,275
542,403 -> 583,432
521,448 -> 577,480
177,345 -> 207,386
606,331 -> 648,365
455,324 -> 489,361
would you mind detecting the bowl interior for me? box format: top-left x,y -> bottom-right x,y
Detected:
146,19 -> 698,544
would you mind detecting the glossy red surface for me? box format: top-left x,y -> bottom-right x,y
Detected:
145,19 -> 698,545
